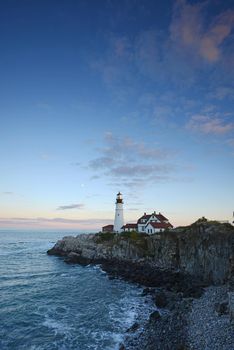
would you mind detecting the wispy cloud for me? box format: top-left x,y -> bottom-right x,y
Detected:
92,0 -> 234,102
0,217 -> 113,228
1,192 -> 14,195
170,0 -> 234,63
186,115 -> 234,135
227,139 -> 234,147
208,87 -> 234,100
56,203 -> 84,211
89,132 -> 176,188
227,139 -> 234,156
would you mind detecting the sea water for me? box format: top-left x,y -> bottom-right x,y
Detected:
0,230 -> 152,350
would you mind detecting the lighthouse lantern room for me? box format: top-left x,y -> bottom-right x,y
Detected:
114,192 -> 124,233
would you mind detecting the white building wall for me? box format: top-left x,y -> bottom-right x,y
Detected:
138,224 -> 145,232
146,224 -> 161,234
114,202 -> 124,233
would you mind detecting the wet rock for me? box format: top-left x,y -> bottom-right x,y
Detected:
229,292 -> 234,323
149,310 -> 161,322
126,322 -> 140,332
154,290 -> 168,308
214,301 -> 229,315
64,252 -> 92,265
182,286 -> 204,298
141,287 -> 155,296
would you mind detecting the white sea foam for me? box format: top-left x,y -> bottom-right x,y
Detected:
43,317 -> 72,335
0,230 -> 156,350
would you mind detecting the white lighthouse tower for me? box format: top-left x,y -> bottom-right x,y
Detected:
114,192 -> 124,233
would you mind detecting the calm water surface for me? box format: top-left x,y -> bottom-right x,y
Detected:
0,230 -> 152,350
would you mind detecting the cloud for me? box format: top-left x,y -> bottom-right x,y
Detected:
89,132 -> 176,188
109,164 -> 172,177
208,87 -> 234,100
186,115 -> 234,135
134,30 -> 161,77
227,139 -> 234,155
170,0 -> 234,63
91,0 -> 234,110
56,203 -> 84,210
0,217 -> 113,228
227,139 -> 234,147
2,192 -> 13,195
199,11 -> 234,62
89,156 -> 115,170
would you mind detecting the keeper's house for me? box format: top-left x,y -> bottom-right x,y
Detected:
122,211 -> 173,234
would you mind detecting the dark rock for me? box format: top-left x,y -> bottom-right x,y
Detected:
119,344 -> 126,350
47,247 -> 66,256
182,286 -> 204,298
214,301 -> 229,315
126,322 -> 140,332
149,310 -> 161,322
154,290 -> 168,308
176,344 -> 189,350
65,252 -> 80,263
141,287 -> 155,296
64,252 -> 92,265
47,222 -> 234,285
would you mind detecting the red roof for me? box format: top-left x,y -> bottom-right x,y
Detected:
102,225 -> 114,230
137,215 -> 151,224
156,213 -> 168,222
122,223 -> 138,229
137,212 -> 169,224
146,222 -> 173,229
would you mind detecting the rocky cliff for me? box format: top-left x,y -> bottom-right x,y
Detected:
48,221 -> 234,285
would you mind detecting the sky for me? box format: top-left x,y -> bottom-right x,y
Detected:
0,0 -> 234,230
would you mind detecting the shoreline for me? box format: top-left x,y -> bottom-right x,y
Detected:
47,223 -> 234,349
97,260 -> 204,350
121,284 -> 233,350
49,253 -> 209,349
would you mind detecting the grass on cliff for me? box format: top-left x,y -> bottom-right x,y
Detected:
119,231 -> 149,251
94,231 -> 149,252
119,230 -> 148,240
94,231 -> 116,243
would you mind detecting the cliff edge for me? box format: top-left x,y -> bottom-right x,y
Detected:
47,220 -> 234,348
48,221 -> 234,285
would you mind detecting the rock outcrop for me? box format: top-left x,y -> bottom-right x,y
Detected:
48,221 -> 234,285
48,220 -> 234,344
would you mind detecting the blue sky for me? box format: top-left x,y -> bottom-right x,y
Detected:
0,0 -> 234,230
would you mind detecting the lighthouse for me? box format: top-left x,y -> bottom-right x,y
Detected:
114,192 -> 124,233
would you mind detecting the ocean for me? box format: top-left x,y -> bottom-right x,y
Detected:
0,230 -> 152,350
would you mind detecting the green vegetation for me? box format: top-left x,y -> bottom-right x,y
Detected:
195,217 -> 208,223
94,231 -> 116,243
120,231 -> 148,251
120,230 -> 148,239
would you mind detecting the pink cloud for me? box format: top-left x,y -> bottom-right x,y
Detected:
170,0 -> 203,46
0,217 -> 113,229
171,0 -> 234,63
200,11 -> 234,62
187,115 -> 234,135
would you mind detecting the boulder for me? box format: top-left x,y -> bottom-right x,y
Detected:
126,322 -> 140,332
149,310 -> 161,322
214,301 -> 229,315
228,292 -> 234,323
64,252 -> 92,265
154,290 -> 168,308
